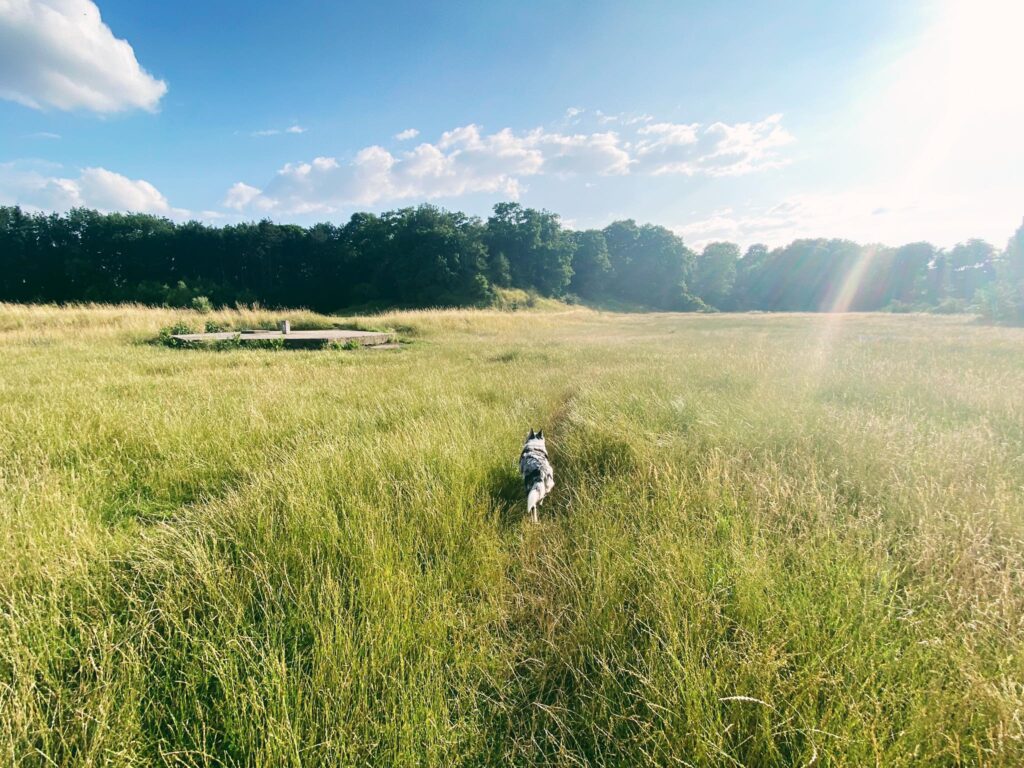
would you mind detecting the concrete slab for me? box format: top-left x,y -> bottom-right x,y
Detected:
171,328 -> 393,348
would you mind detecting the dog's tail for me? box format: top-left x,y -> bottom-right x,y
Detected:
527,482 -> 544,522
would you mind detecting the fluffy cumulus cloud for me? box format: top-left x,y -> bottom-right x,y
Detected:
223,182 -> 264,211
634,114 -> 792,176
0,160 -> 187,217
227,114 -> 793,215
0,0 -> 167,112
227,125 -> 545,214
530,129 -> 631,177
394,128 -> 419,141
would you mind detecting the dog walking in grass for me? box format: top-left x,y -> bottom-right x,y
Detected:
520,429 -> 555,522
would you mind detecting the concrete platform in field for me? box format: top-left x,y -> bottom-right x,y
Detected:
171,329 -> 393,348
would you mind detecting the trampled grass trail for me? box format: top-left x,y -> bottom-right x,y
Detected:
1,304 -> 1022,766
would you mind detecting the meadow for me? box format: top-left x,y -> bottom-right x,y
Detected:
1,303 -> 1022,767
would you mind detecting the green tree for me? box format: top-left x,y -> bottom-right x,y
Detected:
602,220 -> 699,309
568,229 -> 611,299
1004,219 -> 1024,282
0,202 -> 1016,316
383,206 -> 492,305
693,242 -> 739,309
947,238 -> 997,301
732,244 -> 770,309
485,203 -> 575,296
978,220 -> 1024,324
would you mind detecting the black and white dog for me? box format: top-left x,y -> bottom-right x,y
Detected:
520,429 -> 555,522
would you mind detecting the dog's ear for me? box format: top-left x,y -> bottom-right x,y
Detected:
528,428 -> 535,440
537,429 -> 544,439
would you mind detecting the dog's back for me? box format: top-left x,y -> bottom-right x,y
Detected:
520,429 -> 554,522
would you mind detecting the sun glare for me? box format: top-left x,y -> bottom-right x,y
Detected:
888,0 -> 1024,192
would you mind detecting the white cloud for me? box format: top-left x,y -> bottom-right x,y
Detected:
0,160 -> 188,217
634,114 -> 792,176
27,131 -> 60,139
594,111 -> 654,126
74,167 -> 176,213
674,188 -> 1022,251
251,124 -> 306,137
228,114 -> 793,215
674,204 -> 806,250
0,0 -> 167,112
223,182 -> 265,211
564,106 -> 584,124
697,114 -> 794,175
632,121 -> 699,173
531,129 -> 631,176
394,128 -> 419,141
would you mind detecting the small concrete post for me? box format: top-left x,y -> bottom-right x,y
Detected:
278,320 -> 290,334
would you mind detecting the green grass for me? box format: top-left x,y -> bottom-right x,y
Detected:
1,303 -> 1022,766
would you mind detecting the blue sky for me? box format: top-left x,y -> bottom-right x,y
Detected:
1,0 -> 1021,247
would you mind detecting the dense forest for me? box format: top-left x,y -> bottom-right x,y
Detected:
1,203 -> 1022,322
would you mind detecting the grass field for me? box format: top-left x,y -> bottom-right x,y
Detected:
1,303 -> 1022,767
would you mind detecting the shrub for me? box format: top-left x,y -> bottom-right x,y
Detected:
156,322 -> 195,348
975,282 -> 1024,325
327,338 -> 364,351
205,320 -> 227,333
211,335 -> 242,351
245,338 -> 285,351
191,295 -> 214,314
886,300 -> 918,314
929,297 -> 968,314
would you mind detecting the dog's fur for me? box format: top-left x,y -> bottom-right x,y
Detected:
519,428 -> 555,522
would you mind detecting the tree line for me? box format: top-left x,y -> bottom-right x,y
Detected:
1,203 -> 1022,322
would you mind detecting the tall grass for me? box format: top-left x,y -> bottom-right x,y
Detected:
1,304 -> 1022,766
